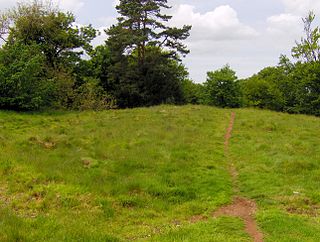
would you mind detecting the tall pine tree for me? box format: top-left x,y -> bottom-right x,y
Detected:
105,0 -> 192,107
107,0 -> 191,63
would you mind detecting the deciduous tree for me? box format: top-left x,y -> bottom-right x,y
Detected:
292,11 -> 320,63
204,65 -> 241,108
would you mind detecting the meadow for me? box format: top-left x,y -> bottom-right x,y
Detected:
0,105 -> 319,241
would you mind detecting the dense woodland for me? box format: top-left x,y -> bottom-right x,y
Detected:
0,0 -> 320,116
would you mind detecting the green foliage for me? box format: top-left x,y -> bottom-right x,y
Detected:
138,47 -> 188,106
239,11 -> 320,116
103,46 -> 189,108
0,0 -> 112,111
240,57 -> 320,116
204,65 -> 241,108
89,45 -> 113,82
181,79 -> 205,104
0,0 -> 193,111
72,78 -> 116,111
6,0 -> 97,69
0,42 -> 53,110
240,67 -> 286,111
288,62 -> 320,115
107,0 -> 191,63
103,0 -> 191,108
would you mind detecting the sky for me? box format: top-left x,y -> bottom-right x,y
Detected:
1,0 -> 320,82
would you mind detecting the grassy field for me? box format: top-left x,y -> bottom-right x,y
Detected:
231,109 -> 320,241
0,105 -> 319,241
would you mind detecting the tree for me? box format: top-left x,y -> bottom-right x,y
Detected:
288,62 -> 320,115
289,12 -> 320,115
138,47 -> 188,105
241,75 -> 285,111
292,11 -> 320,63
238,12 -> 320,116
0,0 -> 104,111
3,0 -> 97,69
204,65 -> 241,108
0,43 -> 53,110
107,0 -> 191,63
104,0 -> 192,108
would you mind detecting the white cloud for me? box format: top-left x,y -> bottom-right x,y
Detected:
267,0 -> 320,37
282,0 -> 320,15
264,0 -> 318,60
53,0 -> 84,12
170,4 -> 259,42
267,13 -> 302,36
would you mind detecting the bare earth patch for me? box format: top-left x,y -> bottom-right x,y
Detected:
213,196 -> 263,242
214,112 -> 264,242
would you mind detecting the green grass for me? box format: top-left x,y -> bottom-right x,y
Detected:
1,105 -> 320,241
0,105 -> 246,241
231,109 -> 320,241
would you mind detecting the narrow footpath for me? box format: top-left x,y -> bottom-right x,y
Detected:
213,112 -> 264,242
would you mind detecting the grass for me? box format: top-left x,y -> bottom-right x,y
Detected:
0,105 -> 320,241
0,105 -> 248,241
230,109 -> 320,241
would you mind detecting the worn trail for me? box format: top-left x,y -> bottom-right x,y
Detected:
213,112 -> 264,242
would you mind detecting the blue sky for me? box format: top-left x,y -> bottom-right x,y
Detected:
2,0 -> 320,82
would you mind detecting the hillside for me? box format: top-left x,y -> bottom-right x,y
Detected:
0,106 -> 319,241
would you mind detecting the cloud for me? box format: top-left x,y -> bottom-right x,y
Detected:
267,13 -> 302,36
53,0 -> 85,12
170,4 -> 259,42
282,0 -> 320,15
264,0 -> 318,56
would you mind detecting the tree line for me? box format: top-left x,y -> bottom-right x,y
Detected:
183,12 -> 320,116
0,0 -> 320,117
0,0 -> 191,111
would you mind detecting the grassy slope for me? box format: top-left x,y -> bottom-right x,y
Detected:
0,106 -> 249,241
231,109 -> 320,242
0,106 -> 319,241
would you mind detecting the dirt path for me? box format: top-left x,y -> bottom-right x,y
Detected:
213,112 -> 264,242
